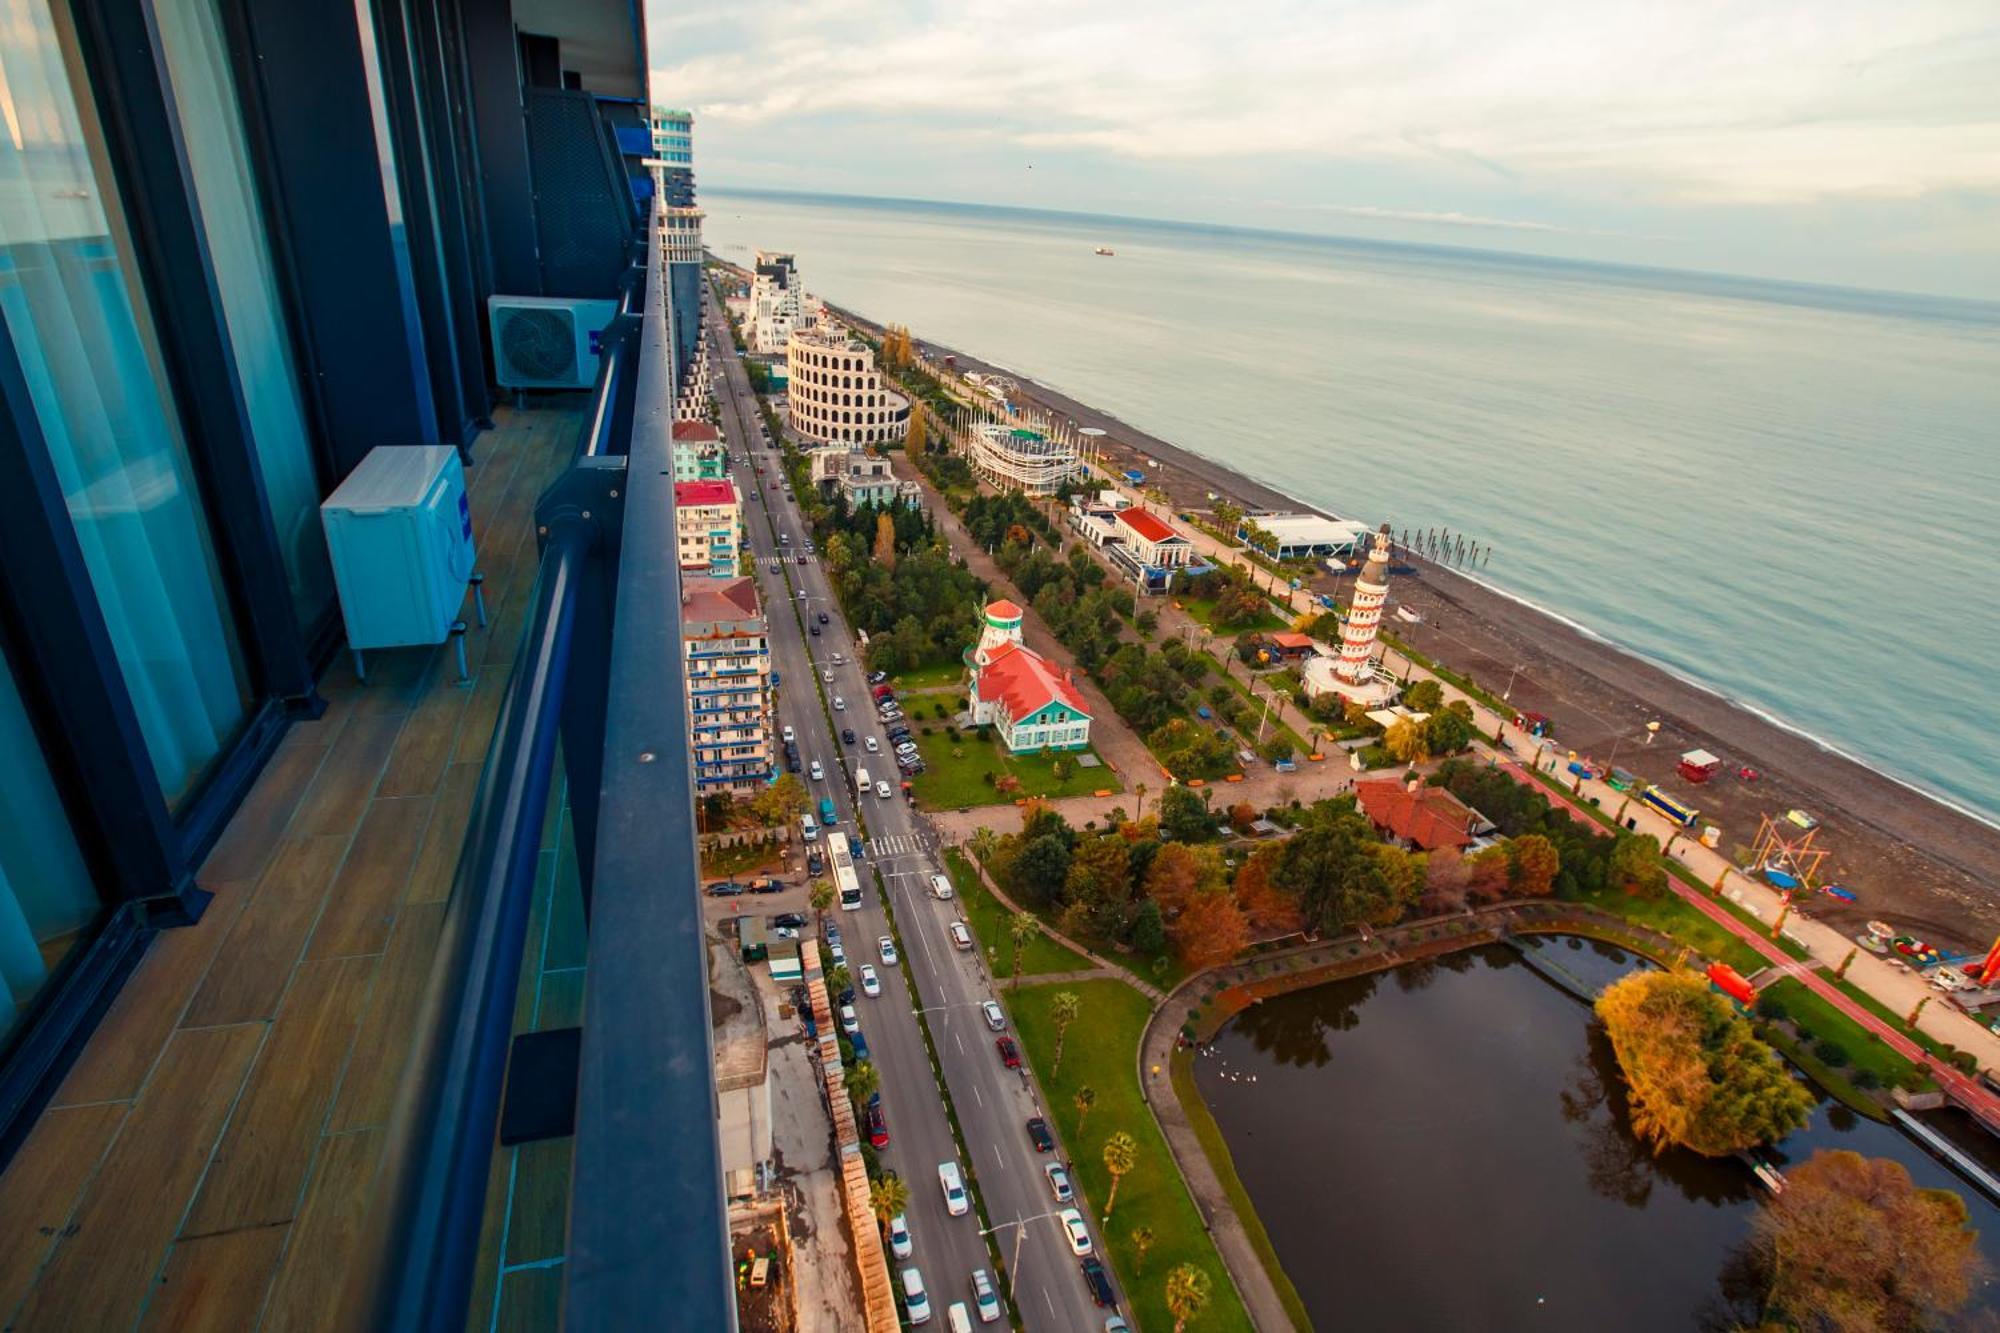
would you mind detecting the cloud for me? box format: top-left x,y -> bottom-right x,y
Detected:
1280,203 -> 1659,240
651,0 -> 2000,205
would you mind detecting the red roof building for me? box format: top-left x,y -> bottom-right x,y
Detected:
673,480 -> 737,509
968,640 -> 1093,754
1114,507 -> 1173,544
1269,631 -> 1317,657
671,420 -> 720,441
1354,779 -> 1481,852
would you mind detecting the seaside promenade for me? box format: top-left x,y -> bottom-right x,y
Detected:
1111,493 -> 2000,1091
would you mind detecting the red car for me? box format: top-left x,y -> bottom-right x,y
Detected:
866,1093 -> 889,1147
995,1036 -> 1022,1069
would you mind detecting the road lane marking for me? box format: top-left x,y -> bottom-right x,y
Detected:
992,1143 -> 1005,1172
972,1083 -> 982,1108
1043,1287 -> 1056,1319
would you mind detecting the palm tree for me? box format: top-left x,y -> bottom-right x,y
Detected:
1134,782 -> 1149,822
969,825 -> 999,867
1008,912 -> 1038,989
1101,1130 -> 1139,1218
1050,991 -> 1081,1075
1073,1085 -> 1096,1133
1166,1264 -> 1212,1332
1131,1226 -> 1157,1273
870,1172 -> 908,1228
846,1059 -> 879,1105
809,879 -> 834,930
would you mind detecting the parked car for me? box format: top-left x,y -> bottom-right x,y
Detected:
950,922 -> 974,951
902,1267 -> 931,1326
807,850 -> 825,876
705,880 -> 745,897
995,1036 -> 1021,1069
748,876 -> 782,894
781,725 -> 796,744
1079,1257 -> 1116,1309
866,1093 -> 890,1148
938,1161 -> 968,1216
981,1001 -> 1006,1031
1059,1209 -> 1092,1256
888,1212 -> 913,1260
1044,1162 -> 1073,1203
859,963 -> 881,997
1026,1117 -> 1055,1153
774,912 -> 806,928
840,1004 -> 859,1035
868,670 -> 888,684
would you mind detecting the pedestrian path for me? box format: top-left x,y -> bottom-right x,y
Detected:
864,832 -> 926,858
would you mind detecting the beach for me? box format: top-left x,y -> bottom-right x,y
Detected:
827,300 -> 2000,952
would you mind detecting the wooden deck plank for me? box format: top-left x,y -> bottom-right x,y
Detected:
11,1024 -> 263,1332
502,1138 -> 572,1267
305,797 -> 431,960
461,1140 -> 515,1333
182,836 -> 349,1028
349,648 -> 434,719
256,1129 -> 382,1333
493,1263 -> 565,1333
0,1102 -> 128,1322
138,1223 -> 287,1333
407,761 -> 479,905
326,903 -> 445,1135
199,742 -> 329,885
374,656 -> 475,800
182,957 -> 374,1237
53,884 -> 254,1107
451,670 -> 508,768
289,713 -> 405,840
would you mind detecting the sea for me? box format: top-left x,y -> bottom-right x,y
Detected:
703,189 -> 2000,826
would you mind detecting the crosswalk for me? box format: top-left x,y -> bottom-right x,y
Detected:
867,832 -> 927,859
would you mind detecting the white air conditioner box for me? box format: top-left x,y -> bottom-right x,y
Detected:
320,445 -> 476,652
489,295 -> 620,390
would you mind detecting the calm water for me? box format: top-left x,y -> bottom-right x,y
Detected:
703,190 -> 2000,824
1192,941 -> 2000,1330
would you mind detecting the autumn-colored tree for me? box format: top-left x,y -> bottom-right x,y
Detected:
1464,846 -> 1512,903
1383,717 -> 1430,764
749,773 -> 808,827
1144,842 -> 1225,917
1595,970 -> 1813,1157
1066,835 -> 1133,913
1420,847 -> 1472,915
873,512 -> 898,570
1507,833 -> 1561,898
1166,1264 -> 1213,1333
1227,801 -> 1258,834
906,403 -> 927,452
1170,887 -> 1249,969
1004,522 -> 1033,547
1366,843 -> 1428,915
1233,844 -> 1302,933
1749,1150 -> 1979,1331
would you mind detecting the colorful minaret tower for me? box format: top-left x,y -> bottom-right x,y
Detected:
1336,524 -> 1394,685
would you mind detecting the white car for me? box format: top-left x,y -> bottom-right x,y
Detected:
980,1000 -> 1005,1031
839,1004 -> 859,1036
876,780 -> 892,799
930,873 -> 954,900
888,1212 -> 912,1259
1044,1162 -> 1073,1203
859,963 -> 881,997
864,736 -> 880,754
782,725 -> 795,744
809,760 -> 824,781
1058,1208 -> 1092,1256
833,695 -> 846,711
831,652 -> 843,664
969,1270 -> 1000,1324
938,1161 -> 968,1216
879,936 -> 899,965
901,1267 -> 931,1325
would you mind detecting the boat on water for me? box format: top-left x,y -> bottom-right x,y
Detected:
1093,246 -> 1114,256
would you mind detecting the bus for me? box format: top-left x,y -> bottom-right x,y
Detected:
1639,786 -> 1699,830
828,832 -> 864,911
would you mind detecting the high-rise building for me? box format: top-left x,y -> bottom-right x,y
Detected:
681,578 -> 773,794
675,480 -> 743,576
748,249 -> 819,354
649,106 -> 695,204
786,323 -> 912,446
0,2 -> 738,1322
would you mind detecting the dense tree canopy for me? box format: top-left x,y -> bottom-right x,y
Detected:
1595,971 -> 1813,1157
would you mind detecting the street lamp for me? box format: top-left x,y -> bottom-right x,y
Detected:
982,1209 -> 1070,1299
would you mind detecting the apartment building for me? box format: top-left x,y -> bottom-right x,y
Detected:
676,480 -> 743,576
682,578 -> 774,794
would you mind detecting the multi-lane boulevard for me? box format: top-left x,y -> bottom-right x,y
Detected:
703,299 -> 1111,1332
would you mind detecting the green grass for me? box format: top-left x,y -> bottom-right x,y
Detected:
1570,881 -> 1767,974
943,849 -> 1090,977
1821,972 -> 1952,1059
1005,979 -> 1252,1333
1761,976 -> 1923,1112
910,730 -> 1120,809
1178,595 -> 1285,636
893,661 -> 967,692
1170,1051 -> 1312,1330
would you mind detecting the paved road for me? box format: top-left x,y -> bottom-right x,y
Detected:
705,307 -> 1111,1332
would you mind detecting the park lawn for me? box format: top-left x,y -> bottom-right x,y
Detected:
1177,595 -> 1285,636
1764,977 -> 1923,1085
892,661 -> 966,692
1823,972 -> 1952,1060
1571,881 -> 1767,974
1006,979 -> 1253,1333
943,849 -> 1090,977
910,730 -> 1121,810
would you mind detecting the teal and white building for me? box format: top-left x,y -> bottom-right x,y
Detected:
967,601 -> 1093,753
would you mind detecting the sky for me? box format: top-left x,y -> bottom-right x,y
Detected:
646,0 -> 2000,299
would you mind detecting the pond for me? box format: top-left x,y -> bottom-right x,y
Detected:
1193,938 -> 2000,1331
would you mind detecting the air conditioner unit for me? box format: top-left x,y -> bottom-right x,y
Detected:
488,295 -> 619,390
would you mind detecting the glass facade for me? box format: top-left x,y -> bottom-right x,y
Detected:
155,0 -> 334,629
0,0 -> 253,808
0,650 -> 97,1043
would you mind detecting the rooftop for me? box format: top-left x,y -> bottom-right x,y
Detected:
977,641 -> 1092,722
682,576 -> 763,632
1355,779 -> 1480,852
674,479 -> 738,508
1115,507 -> 1180,544
671,420 -> 720,442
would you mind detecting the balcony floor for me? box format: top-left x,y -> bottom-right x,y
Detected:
0,401 -> 584,1332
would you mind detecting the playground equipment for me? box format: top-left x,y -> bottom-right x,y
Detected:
1750,812 -> 1828,896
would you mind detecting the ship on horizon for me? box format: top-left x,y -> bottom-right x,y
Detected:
1094,245 -> 1114,256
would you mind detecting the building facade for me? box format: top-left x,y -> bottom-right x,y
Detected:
809,446 -> 920,509
1303,523 -> 1399,706
786,324 -> 911,446
649,106 -> 695,208
662,203 -> 708,415
1105,507 -> 1195,595
672,420 -> 728,480
675,480 -> 742,576
967,602 -> 1092,753
682,578 -> 773,794
966,422 -> 1081,496
749,250 -> 810,355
